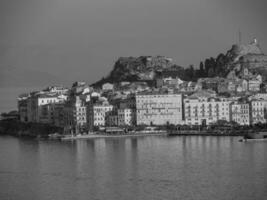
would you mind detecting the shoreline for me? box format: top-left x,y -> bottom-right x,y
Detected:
0,119 -> 252,140
60,133 -> 167,141
60,131 -> 245,141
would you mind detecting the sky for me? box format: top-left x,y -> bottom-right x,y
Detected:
0,0 -> 267,87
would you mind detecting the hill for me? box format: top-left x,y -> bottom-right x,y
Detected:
91,56 -> 199,87
198,39 -> 267,80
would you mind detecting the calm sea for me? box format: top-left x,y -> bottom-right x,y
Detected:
0,135 -> 266,200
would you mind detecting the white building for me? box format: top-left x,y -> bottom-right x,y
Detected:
248,78 -> 261,92
136,92 -> 183,125
230,102 -> 250,125
64,96 -> 87,134
250,100 -> 266,124
184,97 -> 231,126
118,108 -> 136,126
249,93 -> 267,100
102,83 -> 114,91
87,101 -> 113,129
25,93 -> 66,123
43,86 -> 69,95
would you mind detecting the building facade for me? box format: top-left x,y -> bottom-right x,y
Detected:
136,93 -> 183,125
118,108 -> 136,126
184,97 -> 231,126
250,100 -> 266,124
17,96 -> 29,122
64,96 -> 87,134
230,102 -> 250,125
87,102 -> 113,129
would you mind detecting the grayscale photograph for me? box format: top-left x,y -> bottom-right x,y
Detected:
0,0 -> 267,199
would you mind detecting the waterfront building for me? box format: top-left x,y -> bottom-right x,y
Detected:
25,93 -> 67,123
64,96 -> 87,133
250,100 -> 266,124
17,95 -> 29,122
184,96 -> 231,126
118,108 -> 136,126
37,103 -> 66,126
53,104 -> 65,127
87,101 -> 113,130
230,102 -> 250,125
136,92 -> 183,125
106,114 -> 118,127
38,104 -> 55,124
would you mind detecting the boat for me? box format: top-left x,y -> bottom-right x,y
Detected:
240,131 -> 267,142
48,132 -> 62,139
61,132 -> 97,141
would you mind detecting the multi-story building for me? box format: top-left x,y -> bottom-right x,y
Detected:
218,79 -> 248,93
17,95 -> 29,122
64,96 -> 87,134
199,77 -> 225,92
249,93 -> 267,100
179,81 -> 198,92
43,86 -> 69,95
87,101 -> 113,130
106,114 -> 118,127
248,78 -> 261,92
136,92 -> 183,125
156,77 -> 183,88
184,97 -> 231,126
250,100 -> 266,124
102,83 -> 114,91
53,104 -> 65,127
119,96 -> 136,109
230,102 -> 250,125
118,108 -> 136,126
25,93 -> 67,123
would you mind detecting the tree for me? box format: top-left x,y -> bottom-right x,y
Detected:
186,65 -> 195,80
199,62 -> 205,77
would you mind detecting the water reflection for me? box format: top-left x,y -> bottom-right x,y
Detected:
0,136 -> 267,200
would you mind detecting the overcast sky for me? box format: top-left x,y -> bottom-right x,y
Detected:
0,0 -> 267,85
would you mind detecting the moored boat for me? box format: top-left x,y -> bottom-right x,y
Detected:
240,132 -> 267,142
48,132 -> 62,139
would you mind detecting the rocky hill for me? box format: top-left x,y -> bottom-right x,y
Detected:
92,39 -> 267,88
91,56 -> 188,87
226,39 -> 263,62
199,39 -> 267,80
227,39 -> 267,78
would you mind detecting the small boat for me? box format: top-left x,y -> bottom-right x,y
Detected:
48,132 -> 62,139
240,132 -> 267,142
61,132 -> 97,141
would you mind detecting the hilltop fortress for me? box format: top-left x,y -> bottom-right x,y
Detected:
227,39 -> 267,79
